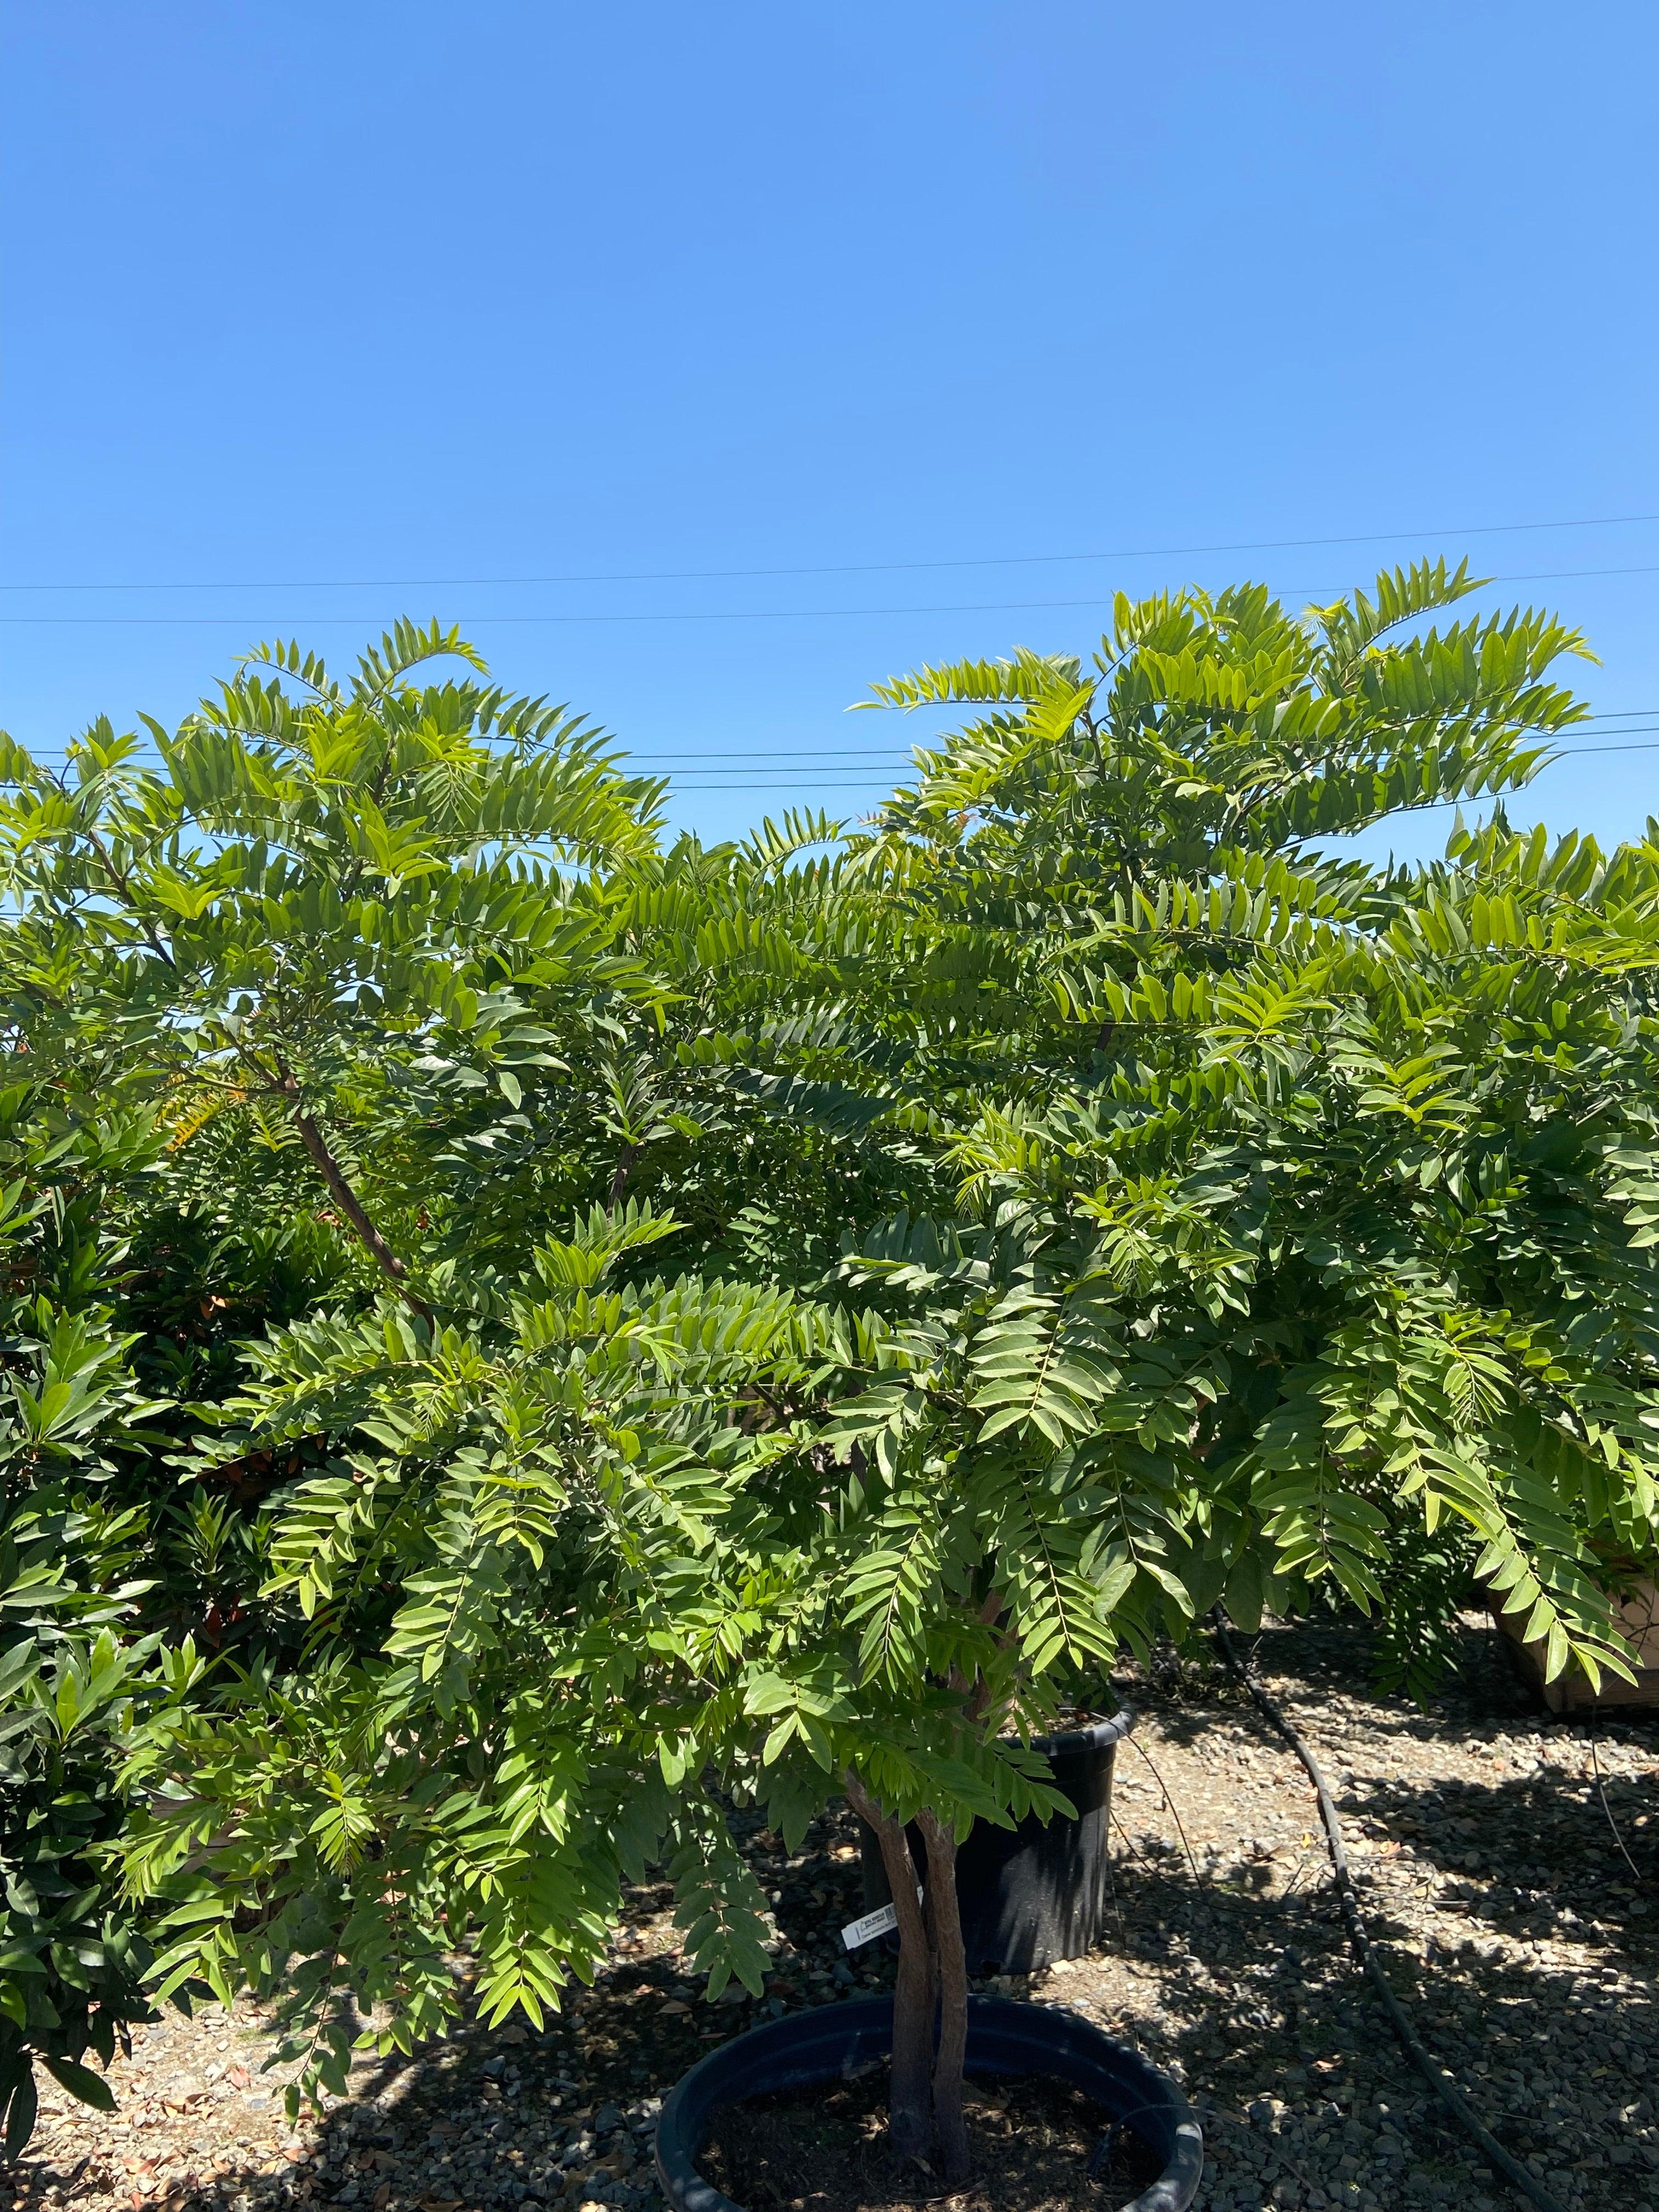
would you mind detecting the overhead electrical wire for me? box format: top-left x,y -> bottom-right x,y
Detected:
3,560 -> 1659,629
13,745 -> 1659,795
5,509 -> 1655,815
2,506 -> 1657,595
18,719 -> 1659,773
17,712 -> 1659,770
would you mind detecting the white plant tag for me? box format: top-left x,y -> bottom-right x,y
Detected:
840,1887 -> 922,1950
840,1902 -> 899,1949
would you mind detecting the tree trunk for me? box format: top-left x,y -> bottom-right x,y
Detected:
279,1090 -> 433,1326
917,1808 -> 971,2186
843,1771 -> 934,2163
608,1140 -> 641,1205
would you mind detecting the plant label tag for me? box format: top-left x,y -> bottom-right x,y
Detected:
840,1903 -> 899,1950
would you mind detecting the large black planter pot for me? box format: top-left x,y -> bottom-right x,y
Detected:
859,1712 -> 1132,1973
654,1993 -> 1201,2212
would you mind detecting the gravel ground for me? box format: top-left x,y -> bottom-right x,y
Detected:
10,1616 -> 1656,2212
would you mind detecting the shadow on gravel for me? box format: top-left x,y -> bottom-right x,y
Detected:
1141,1613 -> 1541,1731
1087,1847 -> 1656,2199
13,1819 -> 893,2212
1362,1769 -> 1657,1936
16,1617 -> 1658,2212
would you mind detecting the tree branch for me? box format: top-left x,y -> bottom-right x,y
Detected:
83,825 -> 177,972
608,1141 -> 641,1206
259,1063 -> 432,1326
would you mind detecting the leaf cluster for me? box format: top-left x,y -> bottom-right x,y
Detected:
1,577 -> 1655,2123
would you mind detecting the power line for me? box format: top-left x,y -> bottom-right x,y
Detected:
1,560 -> 1656,632
13,744 -> 1659,792
465,735 -> 1659,776
16,714 -> 1659,765
2,507 -> 1657,594
591,739 -> 1659,781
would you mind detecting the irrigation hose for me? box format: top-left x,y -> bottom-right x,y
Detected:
1207,1610 -> 1568,2212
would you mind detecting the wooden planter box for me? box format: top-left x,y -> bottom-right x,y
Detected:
1492,1577 -> 1659,1712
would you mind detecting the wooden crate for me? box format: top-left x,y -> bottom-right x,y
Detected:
1493,1577 -> 1659,1712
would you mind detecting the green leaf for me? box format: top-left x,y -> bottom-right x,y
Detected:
41,2055 -> 116,2112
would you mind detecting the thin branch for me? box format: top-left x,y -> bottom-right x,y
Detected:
83,824 -> 177,972
256,1058 -> 432,1327
609,1142 -> 641,1207
1121,1732 -> 1207,1887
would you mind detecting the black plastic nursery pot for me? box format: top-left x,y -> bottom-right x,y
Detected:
858,1712 -> 1132,1974
655,1992 -> 1201,2212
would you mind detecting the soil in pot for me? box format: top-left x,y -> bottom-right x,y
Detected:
698,2059 -> 1164,2212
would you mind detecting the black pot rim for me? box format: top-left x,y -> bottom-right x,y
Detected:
654,1991 -> 1201,2212
1021,1706 -> 1134,1758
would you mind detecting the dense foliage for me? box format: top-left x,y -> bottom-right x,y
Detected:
0,1093 -> 171,2153
2,573 -> 1657,2176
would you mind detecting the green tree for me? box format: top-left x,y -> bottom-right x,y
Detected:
645,564 -> 1659,2176
0,625 -> 910,2113
7,575 -> 1658,2189
0,618 -> 672,1321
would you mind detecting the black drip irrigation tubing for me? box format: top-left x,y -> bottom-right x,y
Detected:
1208,1609 -> 1570,2212
1588,1728 -> 1648,1891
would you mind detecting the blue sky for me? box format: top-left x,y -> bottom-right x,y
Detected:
3,1 -> 1657,860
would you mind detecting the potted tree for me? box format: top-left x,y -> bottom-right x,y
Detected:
10,576 -> 1658,2204
648,564 -> 1659,2200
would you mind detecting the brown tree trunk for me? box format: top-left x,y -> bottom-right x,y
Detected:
917,1808 -> 971,2186
843,1771 -> 934,2163
608,1141 -> 641,1206
280,1090 -> 433,1326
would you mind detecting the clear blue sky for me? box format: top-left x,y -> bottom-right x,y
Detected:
4,2 -> 1657,860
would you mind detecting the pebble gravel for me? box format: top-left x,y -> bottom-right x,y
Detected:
11,1616 -> 1655,2212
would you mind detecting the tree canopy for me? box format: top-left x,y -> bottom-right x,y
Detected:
1,570 -> 1656,2166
